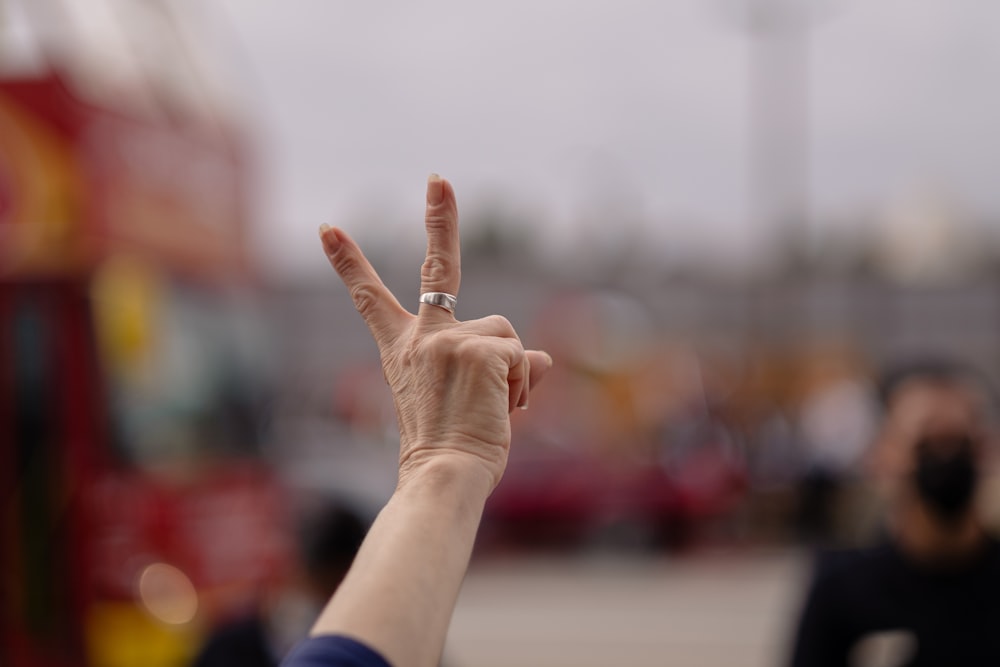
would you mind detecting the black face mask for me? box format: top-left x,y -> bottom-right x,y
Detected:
913,434 -> 978,523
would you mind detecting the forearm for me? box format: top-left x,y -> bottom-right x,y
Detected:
309,458 -> 493,667
308,177 -> 549,667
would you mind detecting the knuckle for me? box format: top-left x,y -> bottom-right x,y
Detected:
417,334 -> 451,364
485,314 -> 515,336
420,254 -> 457,286
424,212 -> 454,232
330,248 -> 355,276
425,335 -> 448,359
454,338 -> 480,362
442,336 -> 482,367
349,284 -> 379,319
422,331 -> 509,374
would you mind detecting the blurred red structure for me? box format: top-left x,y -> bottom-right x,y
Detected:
0,8 -> 290,666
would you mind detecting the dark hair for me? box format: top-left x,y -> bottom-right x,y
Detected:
876,357 -> 995,412
300,503 -> 368,581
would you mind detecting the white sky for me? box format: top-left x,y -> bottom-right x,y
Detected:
210,0 -> 1000,278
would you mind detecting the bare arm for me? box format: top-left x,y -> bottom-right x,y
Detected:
310,460 -> 491,667
305,175 -> 551,667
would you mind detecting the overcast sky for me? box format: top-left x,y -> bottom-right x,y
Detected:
212,0 -> 1000,279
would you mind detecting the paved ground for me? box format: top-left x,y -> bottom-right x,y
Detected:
445,550 -> 810,667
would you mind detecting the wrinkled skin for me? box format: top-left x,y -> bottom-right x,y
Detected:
319,175 -> 551,491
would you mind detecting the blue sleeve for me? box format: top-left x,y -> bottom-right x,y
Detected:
281,635 -> 392,667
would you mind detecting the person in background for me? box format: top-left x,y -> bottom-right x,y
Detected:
788,358 -> 1000,666
281,174 -> 552,667
193,503 -> 368,667
795,364 -> 878,544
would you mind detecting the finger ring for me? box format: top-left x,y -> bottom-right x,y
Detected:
419,292 -> 457,314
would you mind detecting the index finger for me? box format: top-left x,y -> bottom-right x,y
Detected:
320,225 -> 410,349
418,174 -> 461,321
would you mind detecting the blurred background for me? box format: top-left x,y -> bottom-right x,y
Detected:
3,1 -> 1000,666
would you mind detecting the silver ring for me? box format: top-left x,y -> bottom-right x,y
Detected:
419,292 -> 457,314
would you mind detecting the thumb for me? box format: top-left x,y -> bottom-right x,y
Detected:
525,350 -> 553,393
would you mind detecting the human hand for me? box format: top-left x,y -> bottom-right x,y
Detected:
319,175 -> 552,492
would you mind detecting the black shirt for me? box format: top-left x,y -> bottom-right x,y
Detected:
789,537 -> 1000,666
193,615 -> 277,667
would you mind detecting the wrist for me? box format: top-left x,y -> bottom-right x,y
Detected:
396,453 -> 497,508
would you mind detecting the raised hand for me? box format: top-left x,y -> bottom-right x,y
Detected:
319,174 -> 552,491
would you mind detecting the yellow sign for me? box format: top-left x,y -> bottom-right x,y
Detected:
85,601 -> 199,667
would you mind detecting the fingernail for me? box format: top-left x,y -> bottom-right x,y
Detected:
542,352 -> 553,367
517,388 -> 529,410
319,224 -> 339,252
427,173 -> 444,206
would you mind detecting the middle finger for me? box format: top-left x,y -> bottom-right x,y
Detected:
418,174 -> 462,323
